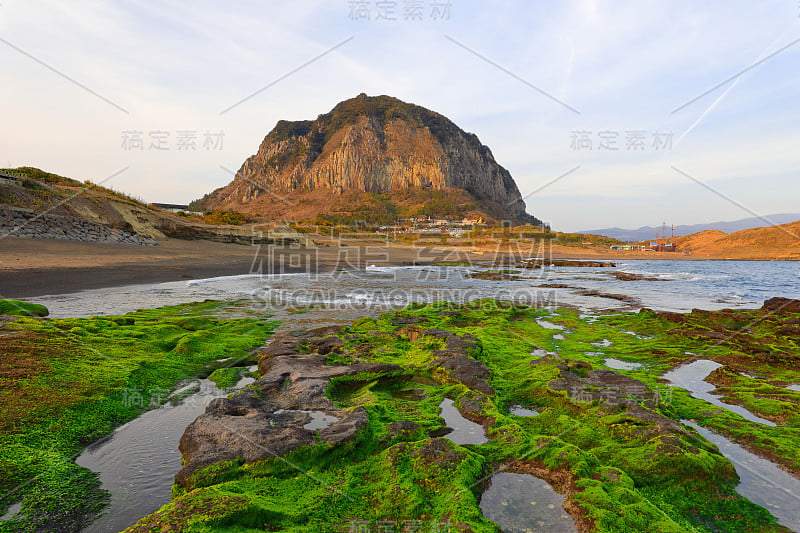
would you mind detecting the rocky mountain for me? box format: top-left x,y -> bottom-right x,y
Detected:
195,94 -> 542,225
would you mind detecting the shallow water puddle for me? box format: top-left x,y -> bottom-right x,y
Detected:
76,378 -> 240,533
273,409 -> 339,430
591,339 -> 613,348
604,358 -> 642,370
683,420 -> 800,531
480,473 -> 578,533
438,398 -> 488,445
662,360 -> 776,427
552,334 -> 566,341
0,502 -> 21,522
536,319 -> 565,330
233,365 -> 259,389
621,330 -> 653,339
509,406 -> 539,417
787,384 -> 800,392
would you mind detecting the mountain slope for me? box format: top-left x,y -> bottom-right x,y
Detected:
578,213 -> 800,242
0,167 -> 280,244
195,93 -> 542,225
673,220 -> 800,259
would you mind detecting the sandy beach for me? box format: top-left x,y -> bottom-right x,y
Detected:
0,237 -> 492,298
0,236 -> 715,299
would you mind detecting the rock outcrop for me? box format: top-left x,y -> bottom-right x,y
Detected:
175,327 -> 400,489
0,206 -> 158,245
197,93 -> 542,225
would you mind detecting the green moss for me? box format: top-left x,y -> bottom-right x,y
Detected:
0,301 -> 278,532
7,297 -> 795,532
208,367 -> 247,389
0,299 -> 48,317
120,300 -> 800,532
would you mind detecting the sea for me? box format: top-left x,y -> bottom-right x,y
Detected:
29,260 -> 800,322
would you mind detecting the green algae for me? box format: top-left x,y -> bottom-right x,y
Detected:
0,300 -> 277,533
0,299 -> 48,317
126,300 -> 800,532
208,367 -> 249,389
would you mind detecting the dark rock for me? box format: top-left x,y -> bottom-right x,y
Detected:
550,363 -> 655,405
416,438 -> 467,471
432,349 -> 468,358
777,325 -> 800,337
456,396 -> 489,423
431,355 -> 494,396
385,420 -> 421,439
547,362 -> 689,437
445,334 -> 481,354
391,315 -> 429,326
428,427 -> 453,438
611,271 -> 663,281
422,328 -> 456,339
656,311 -> 687,323
257,335 -> 302,370
307,335 -> 344,355
763,297 -> 800,314
177,327 -> 395,490
307,325 -> 345,337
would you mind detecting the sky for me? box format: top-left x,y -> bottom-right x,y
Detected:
1,0 -> 798,232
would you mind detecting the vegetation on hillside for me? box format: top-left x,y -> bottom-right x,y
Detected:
201,209 -> 255,226
0,167 -> 147,208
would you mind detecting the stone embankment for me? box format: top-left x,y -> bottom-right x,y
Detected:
0,207 -> 158,245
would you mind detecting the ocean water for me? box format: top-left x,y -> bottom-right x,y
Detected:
29,260 -> 799,319
610,260 -> 800,302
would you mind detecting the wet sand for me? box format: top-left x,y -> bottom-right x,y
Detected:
0,236 -> 710,299
0,238 -> 491,298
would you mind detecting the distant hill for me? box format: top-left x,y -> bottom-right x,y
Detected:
193,93 -> 543,226
579,213 -> 800,242
672,220 -> 800,260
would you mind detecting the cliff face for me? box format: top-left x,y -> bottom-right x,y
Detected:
201,94 -> 540,224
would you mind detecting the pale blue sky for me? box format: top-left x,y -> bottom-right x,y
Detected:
1,0 -> 798,231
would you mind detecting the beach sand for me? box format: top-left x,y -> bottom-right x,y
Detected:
0,237 -> 492,298
0,236 -> 702,299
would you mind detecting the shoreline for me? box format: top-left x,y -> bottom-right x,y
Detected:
1,236 -> 795,299
0,237 -> 488,299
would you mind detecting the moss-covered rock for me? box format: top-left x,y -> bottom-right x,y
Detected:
0,300 -> 278,532
0,299 -> 48,317
124,299 -> 800,532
